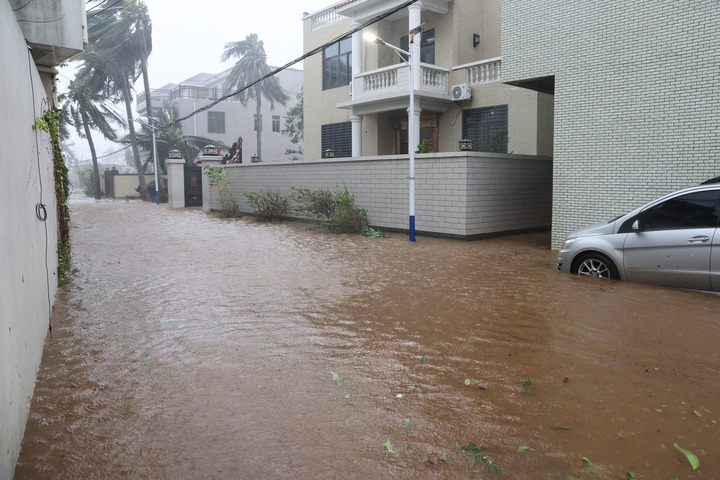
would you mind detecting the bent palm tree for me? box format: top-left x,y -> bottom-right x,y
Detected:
221,33 -> 289,162
62,75 -> 125,198
83,0 -> 154,200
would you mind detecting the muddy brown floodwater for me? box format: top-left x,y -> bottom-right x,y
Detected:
13,196 -> 720,479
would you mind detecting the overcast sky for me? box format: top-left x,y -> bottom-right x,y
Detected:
59,0 -> 338,160
139,0 -> 336,87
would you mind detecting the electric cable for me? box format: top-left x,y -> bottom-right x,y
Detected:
27,43 -> 54,339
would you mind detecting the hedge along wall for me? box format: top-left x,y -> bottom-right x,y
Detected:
204,152 -> 553,239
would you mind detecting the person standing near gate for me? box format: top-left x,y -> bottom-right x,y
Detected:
236,136 -> 243,163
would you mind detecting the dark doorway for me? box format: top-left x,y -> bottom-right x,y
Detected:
184,165 -> 202,207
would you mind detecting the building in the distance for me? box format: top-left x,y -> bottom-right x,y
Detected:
137,67 -> 303,162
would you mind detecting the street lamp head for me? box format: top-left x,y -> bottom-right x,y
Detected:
363,32 -> 380,44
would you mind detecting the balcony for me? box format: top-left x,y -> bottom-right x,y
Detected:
338,58 -> 502,115
137,84 -> 229,115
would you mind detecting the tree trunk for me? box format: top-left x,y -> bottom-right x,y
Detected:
121,75 -> 150,201
81,110 -> 103,199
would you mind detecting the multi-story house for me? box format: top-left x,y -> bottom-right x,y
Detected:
302,0 -> 554,161
501,0 -> 720,247
137,67 -> 303,162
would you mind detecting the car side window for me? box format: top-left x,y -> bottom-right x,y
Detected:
640,191 -> 720,231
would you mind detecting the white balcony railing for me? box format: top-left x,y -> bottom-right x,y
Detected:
309,7 -> 343,31
457,57 -> 502,85
354,63 -> 450,98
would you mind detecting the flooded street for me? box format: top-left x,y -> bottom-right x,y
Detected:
14,197 -> 720,479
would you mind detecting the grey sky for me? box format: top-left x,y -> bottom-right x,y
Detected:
60,0 -> 336,161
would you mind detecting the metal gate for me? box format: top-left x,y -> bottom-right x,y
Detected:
184,165 -> 202,207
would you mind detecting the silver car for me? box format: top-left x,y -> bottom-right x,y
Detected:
557,184 -> 720,291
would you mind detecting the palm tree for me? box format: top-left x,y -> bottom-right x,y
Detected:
221,33 -> 289,161
83,0 -> 154,200
62,74 -> 125,199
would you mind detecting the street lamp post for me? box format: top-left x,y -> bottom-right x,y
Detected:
363,30 -> 421,242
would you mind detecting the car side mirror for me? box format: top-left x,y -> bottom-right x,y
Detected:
632,219 -> 640,232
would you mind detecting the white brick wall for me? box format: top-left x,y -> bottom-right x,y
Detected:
502,0 -> 720,247
202,153 -> 552,238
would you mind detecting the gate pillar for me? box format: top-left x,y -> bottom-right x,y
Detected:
166,151 -> 185,208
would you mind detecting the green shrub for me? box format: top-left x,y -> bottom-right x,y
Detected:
244,189 -> 288,221
204,165 -> 240,217
322,184 -> 368,234
290,187 -> 336,219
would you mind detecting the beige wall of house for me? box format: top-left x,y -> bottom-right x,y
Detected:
303,0 -> 552,161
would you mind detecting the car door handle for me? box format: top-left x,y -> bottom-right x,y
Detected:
686,235 -> 710,243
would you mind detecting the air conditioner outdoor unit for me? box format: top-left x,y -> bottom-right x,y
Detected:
451,84 -> 471,101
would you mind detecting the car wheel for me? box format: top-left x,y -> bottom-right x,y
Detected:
574,253 -> 619,280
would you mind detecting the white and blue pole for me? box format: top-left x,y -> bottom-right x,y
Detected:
408,59 -> 416,242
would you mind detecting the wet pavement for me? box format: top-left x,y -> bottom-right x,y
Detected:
14,196 -> 720,479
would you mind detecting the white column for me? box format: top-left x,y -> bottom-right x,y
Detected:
351,21 -> 363,157
351,115 -> 362,157
408,4 -> 422,93
408,3 -> 422,155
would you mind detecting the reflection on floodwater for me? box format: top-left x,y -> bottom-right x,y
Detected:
14,197 -> 720,479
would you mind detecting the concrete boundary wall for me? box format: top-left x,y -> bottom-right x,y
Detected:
200,153 -> 552,239
1,3 -> 59,477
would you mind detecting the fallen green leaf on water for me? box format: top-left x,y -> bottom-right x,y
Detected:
673,443 -> 700,470
344,394 -> 350,399
403,418 -> 411,427
627,472 -> 635,479
384,438 -> 395,454
464,378 -> 471,386
565,476 -> 582,480
693,410 -> 703,417
330,371 -> 345,384
581,456 -> 594,467
655,409 -> 664,413
517,446 -> 534,453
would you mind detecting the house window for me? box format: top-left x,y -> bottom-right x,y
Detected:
461,105 -> 508,153
321,121 -> 352,158
323,37 -> 352,90
400,28 -> 435,64
207,111 -> 225,134
272,115 -> 280,132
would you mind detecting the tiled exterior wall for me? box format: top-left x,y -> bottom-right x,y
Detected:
202,153 -> 552,238
502,0 -> 720,247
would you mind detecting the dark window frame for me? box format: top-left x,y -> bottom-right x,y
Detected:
461,105 -> 509,153
321,121 -> 352,158
207,111 -> 225,134
400,28 -> 435,64
323,37 -> 352,90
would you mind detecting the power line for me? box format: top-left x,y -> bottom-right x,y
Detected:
166,0 -> 419,130
63,0 -> 420,147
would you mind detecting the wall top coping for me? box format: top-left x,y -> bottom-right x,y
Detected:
219,152 -> 553,168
